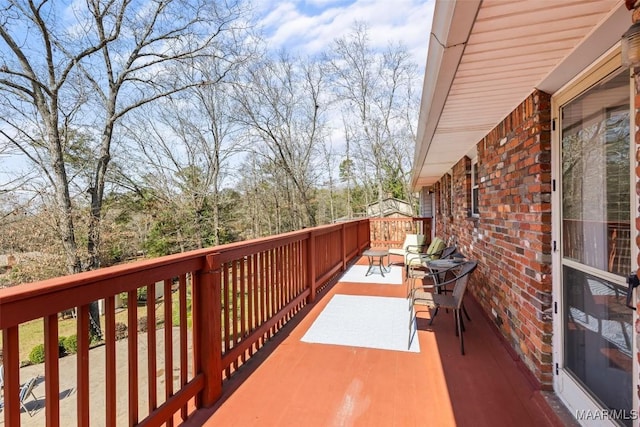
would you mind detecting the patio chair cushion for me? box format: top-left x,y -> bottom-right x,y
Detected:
406,237 -> 445,267
388,234 -> 426,262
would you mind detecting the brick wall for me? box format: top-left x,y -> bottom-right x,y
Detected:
433,90 -> 553,388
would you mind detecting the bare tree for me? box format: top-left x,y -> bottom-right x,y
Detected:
319,140 -> 338,223
0,0 -> 250,335
234,53 -> 327,228
235,152 -> 288,238
125,66 -> 245,249
328,22 -> 419,215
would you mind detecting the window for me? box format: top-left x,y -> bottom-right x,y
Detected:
440,173 -> 452,216
450,172 -> 454,214
471,158 -> 479,216
439,179 -> 445,215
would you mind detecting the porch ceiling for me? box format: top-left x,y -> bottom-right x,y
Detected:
412,0 -> 627,190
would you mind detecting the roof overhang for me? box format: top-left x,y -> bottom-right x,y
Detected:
412,0 -> 628,190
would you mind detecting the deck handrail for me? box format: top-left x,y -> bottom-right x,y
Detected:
0,219 -> 370,426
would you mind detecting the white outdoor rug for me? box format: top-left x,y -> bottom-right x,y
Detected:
301,294 -> 420,353
338,264 -> 403,285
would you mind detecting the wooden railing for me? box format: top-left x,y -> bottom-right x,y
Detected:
0,220 -> 369,426
369,217 -> 432,249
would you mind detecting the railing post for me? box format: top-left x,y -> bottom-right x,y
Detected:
341,223 -> 347,271
194,253 -> 223,407
307,232 -> 317,303
3,327 -> 20,427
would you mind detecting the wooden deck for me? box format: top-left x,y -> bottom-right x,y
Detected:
183,257 -> 574,427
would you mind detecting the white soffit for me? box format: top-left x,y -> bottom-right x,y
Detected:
412,0 -> 626,190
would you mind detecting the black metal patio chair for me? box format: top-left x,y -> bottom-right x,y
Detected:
408,260 -> 478,354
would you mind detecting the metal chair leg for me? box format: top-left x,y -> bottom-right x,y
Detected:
429,306 -> 439,325
458,309 -> 465,355
408,306 -> 415,349
21,400 -> 37,417
453,309 -> 459,336
406,275 -> 413,299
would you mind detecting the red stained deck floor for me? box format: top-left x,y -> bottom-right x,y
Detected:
184,257 -> 572,427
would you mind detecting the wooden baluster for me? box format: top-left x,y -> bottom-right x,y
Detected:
3,327 -> 20,427
342,223 -> 347,271
44,313 -> 60,427
248,254 -> 255,356
232,260 -> 238,369
179,274 -> 188,421
286,244 -> 292,313
276,246 -> 282,326
259,252 -> 266,345
163,279 -> 174,427
266,251 -> 273,337
127,289 -> 139,425
76,305 -> 90,427
298,240 -> 303,295
103,298 -> 116,427
147,282 -> 157,414
240,257 -> 246,363
222,262 -> 230,378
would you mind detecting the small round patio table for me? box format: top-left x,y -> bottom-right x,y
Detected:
362,249 -> 390,277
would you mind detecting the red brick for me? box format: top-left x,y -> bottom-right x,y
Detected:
432,90 -> 553,387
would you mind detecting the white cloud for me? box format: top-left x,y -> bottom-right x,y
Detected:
256,0 -> 434,70
304,0 -> 350,6
251,0 -> 435,180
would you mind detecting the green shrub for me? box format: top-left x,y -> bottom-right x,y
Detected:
119,292 -> 129,307
58,336 -> 67,357
29,344 -> 45,364
118,288 -> 147,307
64,335 -> 78,354
90,332 -> 102,346
29,338 -> 66,364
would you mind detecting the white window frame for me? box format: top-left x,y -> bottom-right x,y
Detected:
450,171 -> 454,215
471,157 -> 479,217
440,173 -> 452,217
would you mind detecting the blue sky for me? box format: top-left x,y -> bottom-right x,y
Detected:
249,0 -> 435,157
0,0 -> 436,191
255,0 -> 435,71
